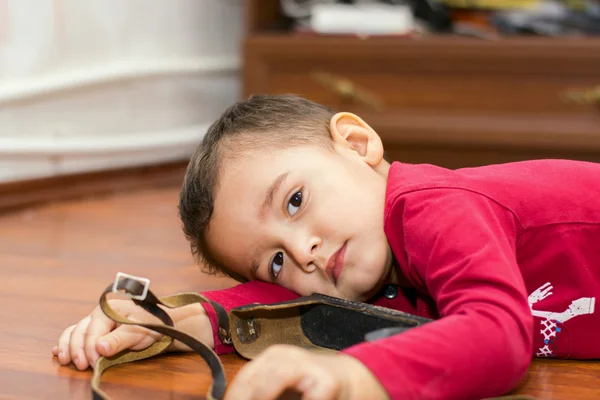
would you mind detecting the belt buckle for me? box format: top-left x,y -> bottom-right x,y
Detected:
112,272 -> 150,301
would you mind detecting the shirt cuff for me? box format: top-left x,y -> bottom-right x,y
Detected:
200,301 -> 234,355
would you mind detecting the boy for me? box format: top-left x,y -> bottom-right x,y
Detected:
53,95 -> 600,400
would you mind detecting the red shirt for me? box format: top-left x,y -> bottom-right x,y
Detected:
200,159 -> 600,400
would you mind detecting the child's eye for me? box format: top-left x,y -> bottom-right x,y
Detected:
287,191 -> 302,217
269,252 -> 284,280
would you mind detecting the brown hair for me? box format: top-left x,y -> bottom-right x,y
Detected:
178,94 -> 335,279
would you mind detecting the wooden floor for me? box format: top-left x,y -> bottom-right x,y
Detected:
1,185 -> 599,399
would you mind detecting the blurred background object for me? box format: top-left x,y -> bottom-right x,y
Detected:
278,0 -> 600,37
0,0 -> 243,184
244,0 -> 600,168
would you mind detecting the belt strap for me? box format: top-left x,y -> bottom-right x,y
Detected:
91,272 -> 228,400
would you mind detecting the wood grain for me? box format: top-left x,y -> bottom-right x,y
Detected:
1,186 -> 598,399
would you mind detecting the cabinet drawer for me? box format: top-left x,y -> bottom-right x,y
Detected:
245,36 -> 600,117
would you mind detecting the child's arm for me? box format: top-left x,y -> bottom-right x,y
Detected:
341,189 -> 533,400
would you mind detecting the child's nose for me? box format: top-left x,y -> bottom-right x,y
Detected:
306,236 -> 321,262
290,236 -> 321,271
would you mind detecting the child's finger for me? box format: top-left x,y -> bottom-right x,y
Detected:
51,346 -> 58,356
69,316 -> 92,370
83,311 -> 117,368
96,323 -> 156,357
57,325 -> 76,365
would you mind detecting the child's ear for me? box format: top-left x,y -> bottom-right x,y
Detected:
329,112 -> 384,166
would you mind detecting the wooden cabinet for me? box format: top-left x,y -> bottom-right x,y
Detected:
243,0 -> 600,168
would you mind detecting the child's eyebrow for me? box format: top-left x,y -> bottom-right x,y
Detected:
259,172 -> 289,220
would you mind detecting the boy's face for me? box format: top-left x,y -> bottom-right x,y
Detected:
206,113 -> 394,302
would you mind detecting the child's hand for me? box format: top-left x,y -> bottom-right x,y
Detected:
224,345 -> 389,400
52,299 -> 211,371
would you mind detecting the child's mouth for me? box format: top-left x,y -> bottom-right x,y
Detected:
326,241 -> 347,285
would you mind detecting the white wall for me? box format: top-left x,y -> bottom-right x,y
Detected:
0,0 -> 243,183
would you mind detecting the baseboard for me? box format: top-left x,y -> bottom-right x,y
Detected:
0,161 -> 188,213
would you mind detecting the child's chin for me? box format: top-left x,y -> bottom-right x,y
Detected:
341,289 -> 369,303
331,287 -> 360,302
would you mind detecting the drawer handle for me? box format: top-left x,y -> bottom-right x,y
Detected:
561,85 -> 600,105
311,71 -> 384,111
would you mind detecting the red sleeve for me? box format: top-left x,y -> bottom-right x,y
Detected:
343,189 -> 534,400
200,280 -> 299,354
